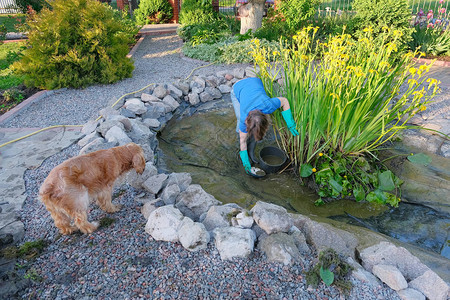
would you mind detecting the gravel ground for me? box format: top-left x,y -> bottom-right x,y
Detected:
17,143 -> 401,299
0,33 -> 250,128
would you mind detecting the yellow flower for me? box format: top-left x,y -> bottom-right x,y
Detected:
420,106 -> 427,111
312,168 -> 317,173
319,153 -> 323,157
409,67 -> 416,75
363,27 -> 373,33
301,54 -> 308,60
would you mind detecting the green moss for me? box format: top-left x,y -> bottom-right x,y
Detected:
99,216 -> 116,228
306,248 -> 353,295
0,239 -> 47,259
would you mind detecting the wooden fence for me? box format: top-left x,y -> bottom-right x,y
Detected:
0,0 -> 20,14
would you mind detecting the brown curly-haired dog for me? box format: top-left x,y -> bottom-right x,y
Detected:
39,143 -> 145,235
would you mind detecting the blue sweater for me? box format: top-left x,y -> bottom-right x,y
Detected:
233,77 -> 281,133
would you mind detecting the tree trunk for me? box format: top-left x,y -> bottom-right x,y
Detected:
239,0 -> 266,34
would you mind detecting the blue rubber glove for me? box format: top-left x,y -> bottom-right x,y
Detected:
239,150 -> 251,174
281,109 -> 299,136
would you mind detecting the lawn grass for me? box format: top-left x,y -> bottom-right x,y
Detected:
0,14 -> 26,32
0,41 -> 25,90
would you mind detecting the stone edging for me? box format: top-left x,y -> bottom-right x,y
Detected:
414,57 -> 450,67
0,89 -> 65,125
74,67 -> 448,300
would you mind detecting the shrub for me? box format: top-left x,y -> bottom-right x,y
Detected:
276,0 -> 321,33
15,0 -> 49,13
179,0 -> 218,26
353,0 -> 413,46
12,0 -> 139,89
251,27 -> 440,206
134,0 -> 173,25
182,42 -> 224,62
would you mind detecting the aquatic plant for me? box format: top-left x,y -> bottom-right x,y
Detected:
250,26 -> 440,206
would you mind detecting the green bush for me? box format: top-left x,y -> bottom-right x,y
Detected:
353,0 -> 413,45
179,0 -> 218,26
134,0 -> 173,25
12,0 -> 139,89
276,0 -> 321,33
15,0 -> 49,13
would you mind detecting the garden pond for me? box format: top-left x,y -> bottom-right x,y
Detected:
156,99 -> 450,262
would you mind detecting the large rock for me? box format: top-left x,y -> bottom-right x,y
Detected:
190,76 -> 206,94
397,288 -> 425,300
188,92 -> 200,106
178,217 -> 210,252
142,174 -> 168,195
97,119 -> 125,137
152,85 -> 168,98
161,184 -> 181,205
202,204 -> 241,231
145,205 -> 184,242
173,80 -> 190,96
104,126 -> 132,145
358,242 -> 430,281
124,98 -> 147,115
128,119 -> 154,144
250,201 -> 292,234
258,232 -> 302,265
175,184 -> 221,221
166,172 -> 192,192
141,199 -> 164,220
288,226 -> 310,254
213,227 -> 256,260
292,214 -> 358,258
141,93 -> 161,103
162,95 -> 180,111
409,270 -> 449,300
126,162 -> 158,189
166,83 -> 183,100
372,264 -> 408,291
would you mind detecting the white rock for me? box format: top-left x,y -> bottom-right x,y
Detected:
166,172 -> 192,192
175,184 -> 221,221
359,242 -> 430,281
124,98 -> 147,115
397,288 -> 425,300
202,204 -> 241,231
152,85 -> 168,98
233,211 -> 253,228
143,118 -> 161,128
409,270 -> 449,300
250,201 -> 292,234
78,131 -> 100,147
145,205 -> 184,242
141,93 -> 161,102
258,232 -> 301,265
142,174 -> 168,195
372,264 -> 408,291
178,217 -> 210,252
218,84 -> 232,93
162,95 -> 180,111
141,199 -> 162,220
213,227 -> 256,260
104,126 -> 132,145
188,92 -> 200,105
161,184 -> 181,205
233,68 -> 245,79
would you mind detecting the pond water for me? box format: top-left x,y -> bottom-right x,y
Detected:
157,100 -> 450,260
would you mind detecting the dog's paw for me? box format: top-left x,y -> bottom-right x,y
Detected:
60,225 -> 78,235
81,222 -> 99,234
107,204 -> 122,213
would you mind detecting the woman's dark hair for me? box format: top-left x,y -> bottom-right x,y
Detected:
245,110 -> 270,141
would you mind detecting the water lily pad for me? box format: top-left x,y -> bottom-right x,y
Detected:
300,164 -> 313,177
407,153 -> 432,166
320,266 -> 334,286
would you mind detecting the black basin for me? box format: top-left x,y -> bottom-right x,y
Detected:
259,146 -> 287,174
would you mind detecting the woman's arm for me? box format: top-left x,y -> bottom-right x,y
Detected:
239,131 -> 248,151
278,97 -> 290,111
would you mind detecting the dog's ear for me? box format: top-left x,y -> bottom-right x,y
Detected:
132,152 -> 146,174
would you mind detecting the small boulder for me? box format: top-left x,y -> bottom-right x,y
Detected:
397,288 -> 425,300
141,93 -> 161,103
408,270 -> 449,300
232,211 -> 253,229
213,227 -> 256,260
188,92 -> 200,106
202,204 -> 241,231
145,205 -> 184,242
152,85 -> 168,98
178,217 -> 210,252
104,126 -> 132,145
161,184 -> 181,205
258,232 -> 302,265
166,172 -> 192,192
372,264 -> 408,291
250,201 -> 292,234
124,98 -> 147,115
175,184 -> 221,221
142,174 -> 168,195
